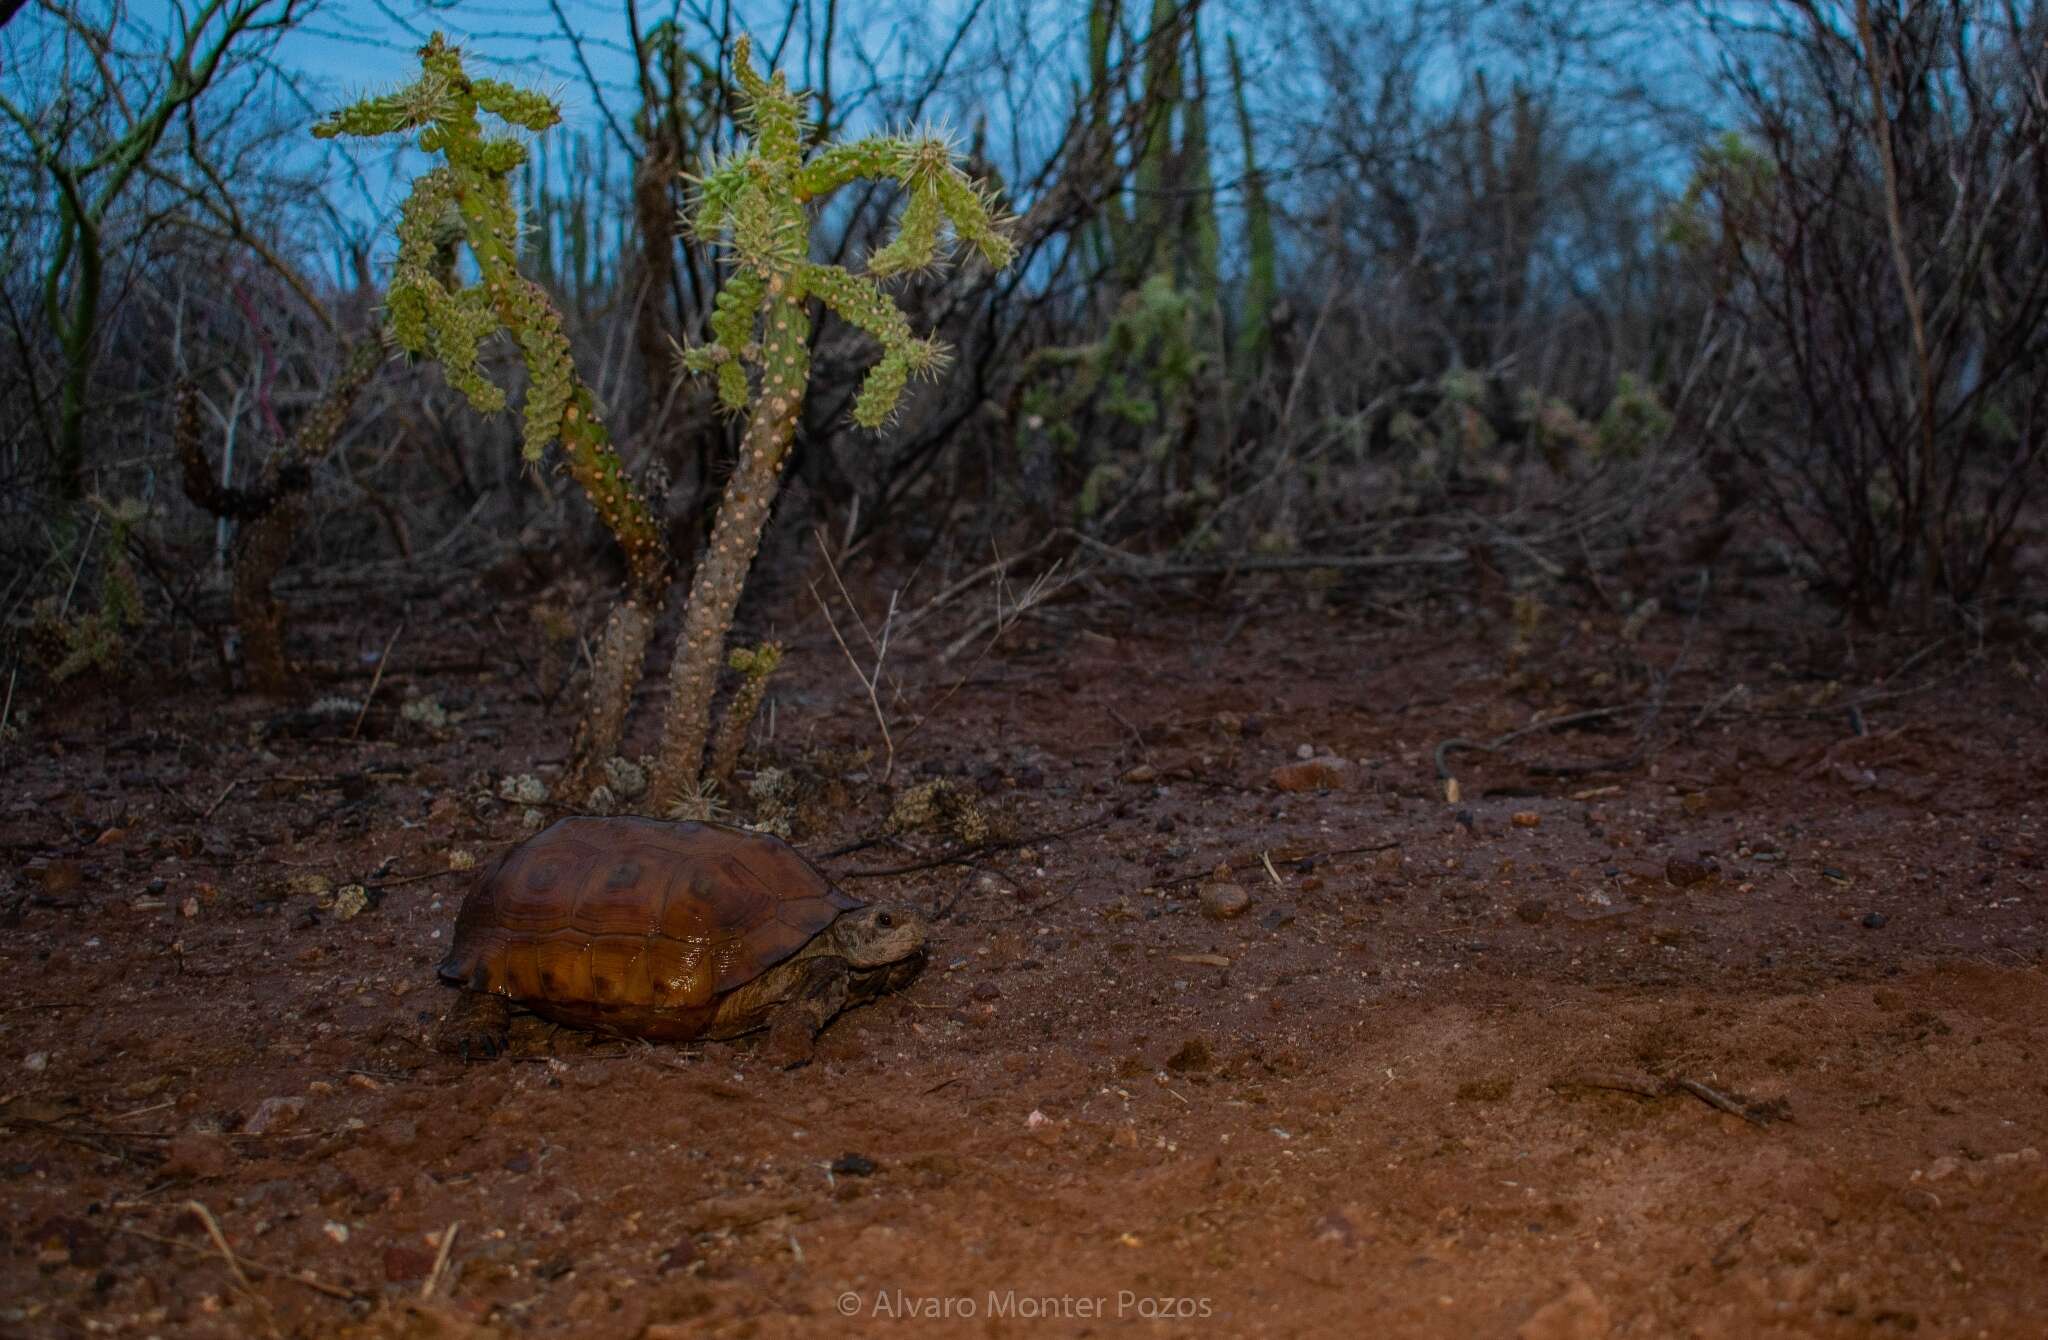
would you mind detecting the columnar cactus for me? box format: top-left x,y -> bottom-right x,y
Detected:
314,36 -> 672,790
647,35 -> 1014,809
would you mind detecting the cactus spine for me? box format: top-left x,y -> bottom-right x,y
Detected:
646,35 -> 1014,809
314,35 -> 672,792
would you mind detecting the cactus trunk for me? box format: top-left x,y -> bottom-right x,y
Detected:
649,298 -> 808,808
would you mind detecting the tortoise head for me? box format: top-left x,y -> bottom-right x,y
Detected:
829,902 -> 929,969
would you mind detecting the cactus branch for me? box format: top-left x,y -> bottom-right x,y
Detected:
317,34 -> 672,790
647,34 -> 1014,808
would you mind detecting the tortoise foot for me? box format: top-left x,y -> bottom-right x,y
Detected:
758,1014 -> 817,1069
435,991 -> 513,1062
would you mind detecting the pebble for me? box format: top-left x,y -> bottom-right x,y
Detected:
1665,857 -> 1715,887
23,1052 -> 48,1073
1515,900 -> 1549,925
830,1153 -> 878,1177
1511,811 -> 1541,828
1862,912 -> 1889,929
1200,883 -> 1251,920
1313,1210 -> 1358,1248
1270,759 -> 1349,792
242,1096 -> 305,1135
333,885 -> 370,921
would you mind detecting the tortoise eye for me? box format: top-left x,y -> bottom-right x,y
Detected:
876,911 -> 894,928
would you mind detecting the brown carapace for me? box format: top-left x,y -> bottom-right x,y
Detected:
438,816 -> 927,1061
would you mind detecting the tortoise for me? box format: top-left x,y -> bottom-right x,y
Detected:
436,816 -> 928,1063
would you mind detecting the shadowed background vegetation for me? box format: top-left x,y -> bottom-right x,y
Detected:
2,0 -> 2043,734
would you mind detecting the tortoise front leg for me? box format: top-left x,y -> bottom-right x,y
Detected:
758,959 -> 851,1068
435,990 -> 513,1062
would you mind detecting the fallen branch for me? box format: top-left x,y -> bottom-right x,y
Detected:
1549,1070 -> 1786,1127
835,812 -> 1112,879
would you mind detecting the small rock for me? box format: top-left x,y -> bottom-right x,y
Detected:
1165,1038 -> 1213,1073
1511,811 -> 1541,829
969,981 -> 1002,1002
179,897 -> 200,919
322,1220 -> 350,1245
1120,764 -> 1158,785
1313,1210 -> 1358,1248
332,885 -> 369,921
448,849 -> 476,871
830,1153 -> 878,1177
242,1096 -> 305,1135
1259,907 -> 1296,931
1295,743 -> 1316,760
23,1052 -> 48,1073
1665,857 -> 1715,888
1025,1109 -> 1050,1130
29,1215 -> 105,1269
1200,883 -> 1251,920
1515,900 -> 1549,925
1862,912 -> 1889,930
1518,1279 -> 1612,1340
1271,759 -> 1349,792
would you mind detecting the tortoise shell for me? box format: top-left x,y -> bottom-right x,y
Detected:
438,816 -> 861,1036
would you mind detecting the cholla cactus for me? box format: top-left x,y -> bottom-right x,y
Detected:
648,35 -> 1014,808
315,35 -> 671,793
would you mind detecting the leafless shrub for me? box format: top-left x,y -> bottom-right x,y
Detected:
1681,0 -> 2047,618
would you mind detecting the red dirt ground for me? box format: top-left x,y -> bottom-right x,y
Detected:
4,561 -> 2046,1338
